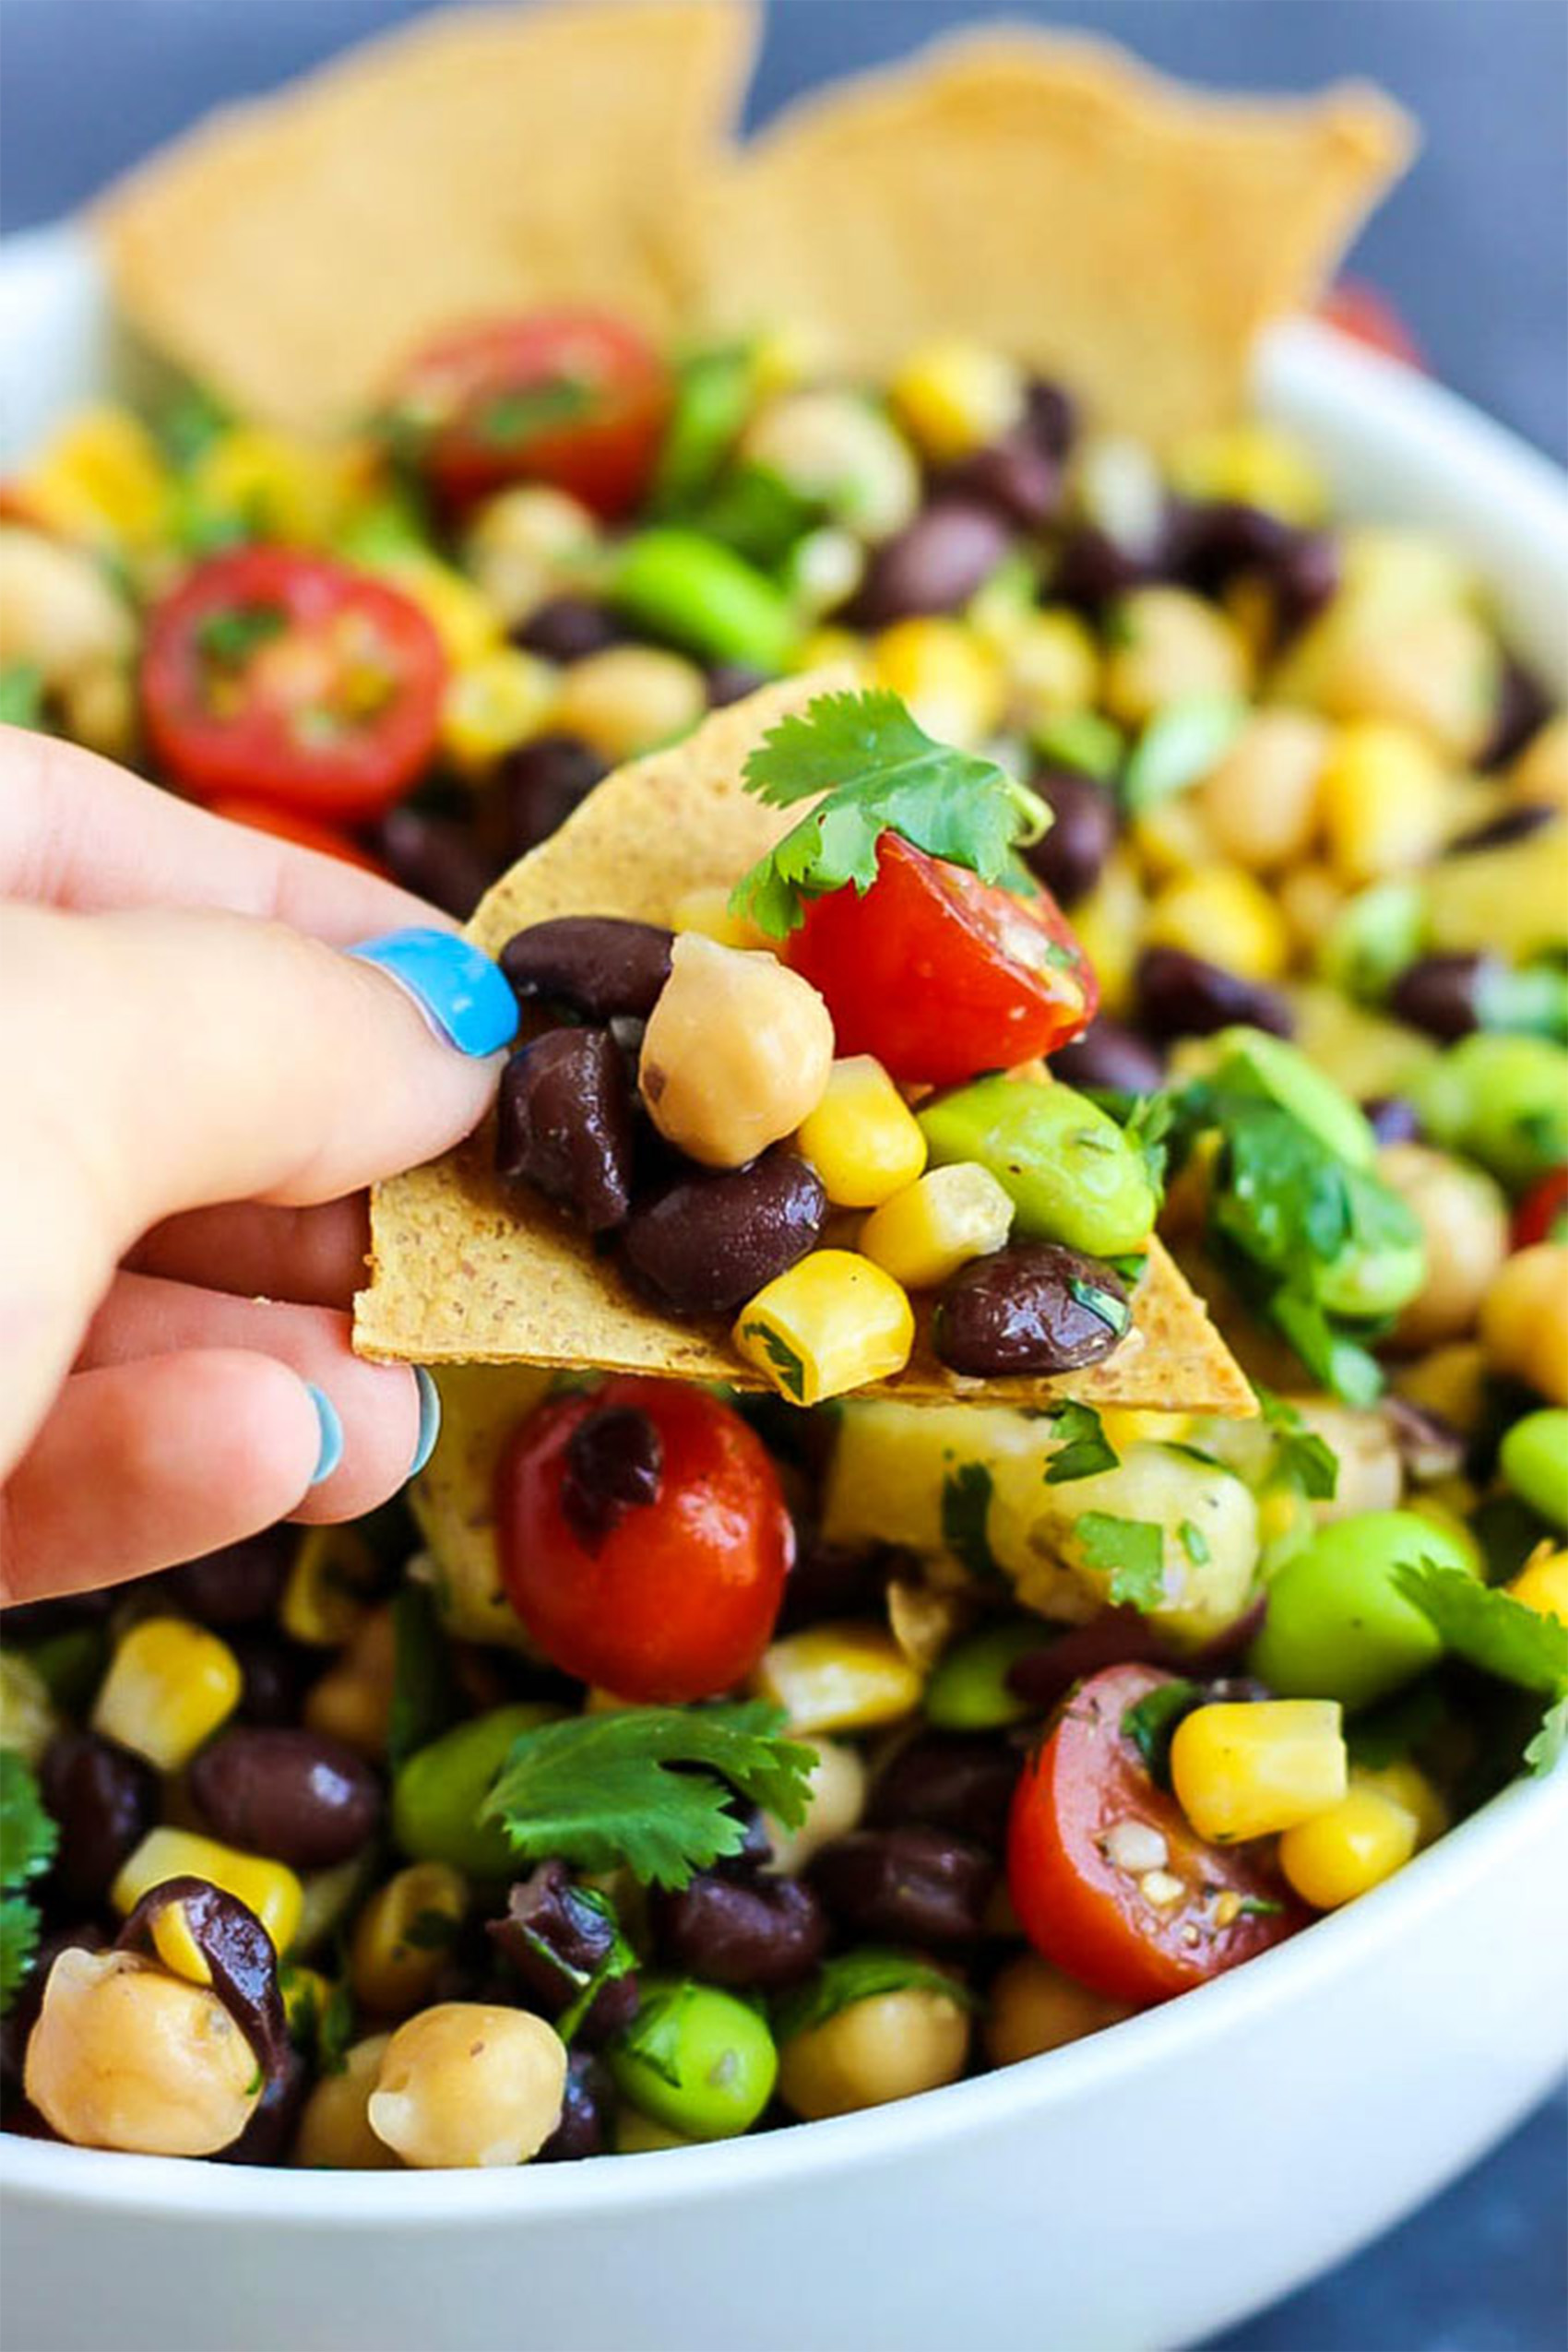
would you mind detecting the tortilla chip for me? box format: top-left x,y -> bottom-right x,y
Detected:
355,674 -> 1253,1418
683,30 -> 1414,443
94,2 -> 758,432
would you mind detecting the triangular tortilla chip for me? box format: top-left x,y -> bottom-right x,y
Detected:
682,30 -> 1413,444
355,674 -> 1253,1417
94,1 -> 758,432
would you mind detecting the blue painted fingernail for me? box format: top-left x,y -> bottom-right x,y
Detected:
409,1367 -> 442,1479
305,1384 -> 344,1486
348,927 -> 517,1056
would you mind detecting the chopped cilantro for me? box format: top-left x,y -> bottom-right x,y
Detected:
1235,1895 -> 1285,1919
478,377 -> 594,447
774,1949 -> 980,2045
1076,1514 -> 1167,1610
555,1887 -> 638,2044
741,1322 -> 808,1402
1068,1274 -> 1133,1338
1394,1562 -> 1568,1778
1030,708 -> 1123,779
316,1976 -> 357,2076
940,1462 -> 1006,1585
1121,1679 -> 1199,1786
1044,1403 -> 1120,1485
0,1895 -> 42,2015
1121,692 -> 1248,816
1254,1388 -> 1340,1503
0,1751 -> 57,2015
612,1980 -> 694,2087
650,344 -> 756,511
1178,1519 -> 1211,1566
196,602 -> 287,668
1526,1695 -> 1568,1777
0,664 -> 45,731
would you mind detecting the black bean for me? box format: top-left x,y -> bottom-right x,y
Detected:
1174,501 -> 1338,636
1021,377 -> 1077,463
706,660 -> 770,707
712,1806 -> 775,1878
489,1861 -> 640,2047
1389,952 -> 1490,1041
650,1871 -> 826,1989
847,500 -> 1012,627
777,1535 -> 892,1634
866,1734 -> 1020,1850
1051,523 -> 1163,612
495,732 -> 608,860
1049,1017 -> 1167,1097
40,1732 -> 158,1907
496,1028 -> 636,1233
1134,945 -> 1294,1041
537,2049 -> 612,2162
117,1877 -> 288,2085
231,1631 -> 318,1728
1022,770 -> 1117,906
1445,802 -> 1557,855
501,915 -> 674,1023
934,1243 -> 1130,1378
188,1729 -> 382,1871
161,1529 -> 291,1629
374,809 -> 497,921
561,1405 -> 662,1550
0,1589 -> 115,1645
1362,1095 -> 1422,1146
512,597 -> 623,663
932,435 -> 1061,531
809,1826 -> 994,1947
1479,656 -> 1553,771
618,1148 -> 827,1319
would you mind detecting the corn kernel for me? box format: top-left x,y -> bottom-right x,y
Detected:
734,1250 -> 915,1405
1167,422 -> 1327,526
1131,794 -> 1216,883
859,1162 -> 1015,1289
796,1057 -> 928,1209
669,885 -> 771,952
150,1899 -> 214,1988
113,1828 -> 303,1953
889,340 -> 1024,464
190,427 -> 363,546
367,548 -> 501,667
18,406 -> 170,547
440,647 -> 554,771
282,1526 -> 379,1649
1351,1761 -> 1448,1849
1278,1786 -> 1419,1909
754,1621 -> 923,1735
1099,1409 -> 1194,1450
1100,588 -> 1249,729
1145,864 -> 1289,982
872,619 -> 1005,750
791,625 -> 871,682
551,644 -> 707,760
748,323 -> 834,399
1318,719 -> 1452,885
350,1863 -> 468,2017
998,607 -> 1100,729
1509,1544 -> 1568,1627
91,1618 -> 242,1771
1170,1699 -> 1347,1843
1070,852 -> 1145,1017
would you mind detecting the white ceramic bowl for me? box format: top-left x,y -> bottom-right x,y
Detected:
2,226 -> 1566,2352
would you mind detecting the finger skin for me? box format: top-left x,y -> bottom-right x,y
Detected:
125,1198 -> 372,1311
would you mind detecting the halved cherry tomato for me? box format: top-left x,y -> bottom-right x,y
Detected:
1316,279 -> 1425,371
142,548 -> 445,821
388,311 -> 670,517
496,1378 -> 792,1704
1007,1663 -> 1302,2007
786,833 -> 1098,1087
1513,1166 -> 1568,1251
207,796 -> 388,873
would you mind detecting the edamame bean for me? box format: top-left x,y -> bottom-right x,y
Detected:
923,1621 -> 1043,1729
1249,1511 -> 1476,1712
918,1077 -> 1157,1255
610,529 -> 797,671
607,1978 -> 778,2141
1499,1409 -> 1568,1530
391,1704 -> 558,1878
1412,1033 -> 1568,1187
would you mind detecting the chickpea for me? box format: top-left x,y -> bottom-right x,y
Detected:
742,390 -> 919,541
1099,587 -> 1249,729
366,2004 -> 566,2169
303,1605 -> 398,1758
984,1953 -> 1134,2067
0,524 -> 136,754
292,2034 -> 398,2169
350,1861 -> 469,2017
639,932 -> 835,1169
1291,1399 -> 1403,1522
1394,1340 -> 1490,1436
25,1948 -> 261,2157
551,645 -> 707,762
1199,708 -> 1329,871
1378,1144 -> 1510,1349
777,1985 -> 970,2120
461,484 -> 598,625
764,1736 -> 867,1873
1480,1244 -> 1568,1406
1511,714 -> 1568,812
1322,602 -> 1496,762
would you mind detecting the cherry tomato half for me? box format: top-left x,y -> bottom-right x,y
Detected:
1007,1664 -> 1302,2007
207,796 -> 388,873
786,833 -> 1099,1087
1315,279 -> 1425,371
389,311 -> 670,518
142,548 -> 445,821
496,1378 -> 792,1704
1513,1166 -> 1568,1251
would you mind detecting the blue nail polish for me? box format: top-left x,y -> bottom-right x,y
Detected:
348,927 -> 517,1057
409,1367 -> 442,1479
305,1384 -> 344,1486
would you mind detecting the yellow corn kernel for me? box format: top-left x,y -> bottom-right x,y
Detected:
1318,720 -> 1452,885
113,1829 -> 303,1953
1508,1544 -> 1568,1627
18,406 -> 170,547
91,1618 -> 242,1772
734,1250 -> 915,1405
1511,714 -> 1568,812
440,647 -> 554,771
670,884 -> 771,952
1392,1341 -> 1489,1435
1070,851 -> 1145,1017
1131,793 -> 1216,883
1279,862 -> 1347,959
1167,422 -> 1327,526
369,548 -> 501,667
859,1162 -> 1015,1289
748,322 -> 833,400
754,1621 -> 923,1735
282,1526 -> 379,1649
279,1965 -> 332,2043
551,644 -> 707,760
1099,1408 -> 1194,1450
791,624 -> 871,682
797,1058 -> 928,1209
1278,1786 -> 1419,1909
1170,1700 -> 1348,1844
190,427 -> 363,546
1145,865 -> 1289,983
888,340 -> 1024,463
149,1899 -> 214,1988
998,608 -> 1099,727
350,1863 -> 468,2017
872,619 -> 1005,750
1351,1760 -> 1448,1850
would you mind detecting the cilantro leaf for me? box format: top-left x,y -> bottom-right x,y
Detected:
1122,692 -> 1247,816
316,1976 -> 357,2075
553,1887 -> 639,2045
1394,1563 -> 1568,1699
0,664 -> 45,731
1178,1519 -> 1211,1565
1254,1388 -> 1339,1503
941,1463 -> 1006,1585
0,1894 -> 41,2015
612,1979 -> 694,2086
739,1321 -> 808,1402
1075,1514 -> 1167,1610
1121,1679 -> 1199,1786
1526,1695 -> 1568,1776
477,378 -> 594,448
482,1704 -> 817,1890
1044,1403 -> 1120,1485
730,689 -> 1048,937
774,1948 -> 980,2045
0,1750 -> 58,1888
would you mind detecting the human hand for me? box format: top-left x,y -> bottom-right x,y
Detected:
0,727 -> 517,1607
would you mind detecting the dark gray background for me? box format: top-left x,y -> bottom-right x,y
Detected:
1,4 -> 1564,2346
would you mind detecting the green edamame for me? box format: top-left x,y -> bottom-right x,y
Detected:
610,529 -> 797,671
1412,1033 -> 1568,1187
1317,879 -> 1428,1006
1249,1510 -> 1476,1712
1213,1028 -> 1376,1168
923,1621 -> 1042,1729
1499,1409 -> 1568,1530
609,1978 -> 778,2141
918,1077 -> 1157,1256
391,1703 -> 558,1878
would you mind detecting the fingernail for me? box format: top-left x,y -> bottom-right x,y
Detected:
305,1384 -> 344,1485
348,926 -> 517,1056
409,1367 -> 442,1479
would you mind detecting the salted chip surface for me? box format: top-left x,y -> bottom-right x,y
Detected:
356,674 -> 1253,1417
683,30 -> 1414,443
94,1 -> 758,431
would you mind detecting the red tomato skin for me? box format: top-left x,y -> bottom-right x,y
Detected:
496,1379 -> 793,1705
1512,1167 -> 1568,1251
206,796 -> 388,873
1316,279 -> 1425,371
142,548 -> 445,821
786,835 -> 1099,1087
394,311 -> 669,518
1007,1663 -> 1302,2008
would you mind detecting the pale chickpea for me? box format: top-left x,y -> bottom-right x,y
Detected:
983,1953 -> 1134,2067
0,524 -> 136,754
742,390 -> 919,540
303,1605 -> 398,1758
551,645 -> 707,762
350,1861 -> 469,2017
1379,1144 -> 1510,1349
1322,602 -> 1496,762
1199,708 -> 1330,870
461,484 -> 599,626
1511,714 -> 1568,812
1099,587 -> 1249,729
367,2004 -> 567,2168
763,1737 -> 867,1873
639,932 -> 834,1168
777,1986 -> 970,2120
1479,1243 -> 1568,1405
25,1948 -> 261,2157
292,2034 -> 398,2169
